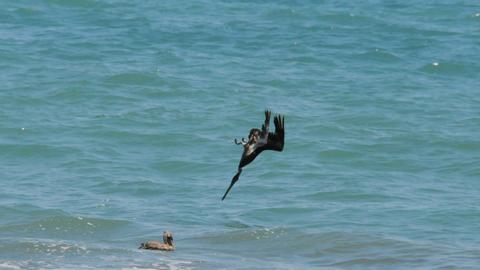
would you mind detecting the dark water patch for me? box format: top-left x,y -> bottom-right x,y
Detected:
417,187 -> 447,195
0,213 -> 131,240
0,127 -> 33,142
5,7 -> 60,28
48,80 -> 101,101
90,179 -> 172,198
0,205 -> 65,227
305,190 -> 402,203
44,0 -> 104,9
334,114 -> 399,131
14,7 -> 43,17
224,220 -> 251,229
240,207 -> 319,225
248,207 -> 317,215
303,122 -> 349,138
386,23 -> 459,38
421,209 -> 480,230
0,50 -> 24,63
1,91 -> 53,108
193,229 -> 450,268
86,129 -> 196,149
262,7 -> 306,22
360,157 -> 428,173
467,166 -> 480,177
317,149 -> 361,159
283,55 -> 325,65
151,159 -> 219,177
153,49 -> 185,66
53,47 -> 103,62
433,159 -> 479,177
306,232 -> 443,268
318,13 -> 381,27
138,83 -> 186,99
103,72 -> 161,86
347,142 -> 411,157
327,257 -> 406,268
195,227 -> 290,245
0,205 -> 130,238
90,113 -> 168,132
0,143 -> 81,159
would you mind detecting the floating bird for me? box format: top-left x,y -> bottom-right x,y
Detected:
221,110 -> 285,200
139,231 -> 175,251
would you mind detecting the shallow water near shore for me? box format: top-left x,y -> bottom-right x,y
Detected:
1,1 -> 480,269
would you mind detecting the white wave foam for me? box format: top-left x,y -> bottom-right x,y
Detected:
0,261 -> 24,270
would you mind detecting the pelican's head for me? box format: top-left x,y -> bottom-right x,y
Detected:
248,128 -> 262,143
163,231 -> 174,246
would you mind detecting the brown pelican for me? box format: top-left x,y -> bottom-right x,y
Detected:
139,231 -> 175,251
221,110 -> 285,200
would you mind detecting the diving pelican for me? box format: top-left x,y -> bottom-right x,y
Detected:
222,110 -> 285,200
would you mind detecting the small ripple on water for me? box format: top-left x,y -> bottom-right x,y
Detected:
0,143 -> 81,159
0,208 -> 131,240
304,190 -> 404,203
419,61 -> 479,77
317,149 -> 361,159
352,49 -> 403,63
103,72 -> 161,86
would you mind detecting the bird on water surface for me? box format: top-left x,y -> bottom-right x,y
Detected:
222,110 -> 285,201
139,231 -> 175,251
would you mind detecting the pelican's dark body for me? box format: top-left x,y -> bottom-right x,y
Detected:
139,231 -> 175,251
222,111 -> 285,200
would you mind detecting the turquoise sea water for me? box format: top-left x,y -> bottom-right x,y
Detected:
1,1 -> 480,269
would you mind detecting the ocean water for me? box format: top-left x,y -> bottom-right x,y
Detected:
1,0 -> 480,269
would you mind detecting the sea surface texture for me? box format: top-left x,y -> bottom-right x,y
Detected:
1,1 -> 480,269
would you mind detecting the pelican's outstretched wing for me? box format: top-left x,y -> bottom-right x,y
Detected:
258,114 -> 284,152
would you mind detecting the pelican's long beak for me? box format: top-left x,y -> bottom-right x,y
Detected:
222,169 -> 242,201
